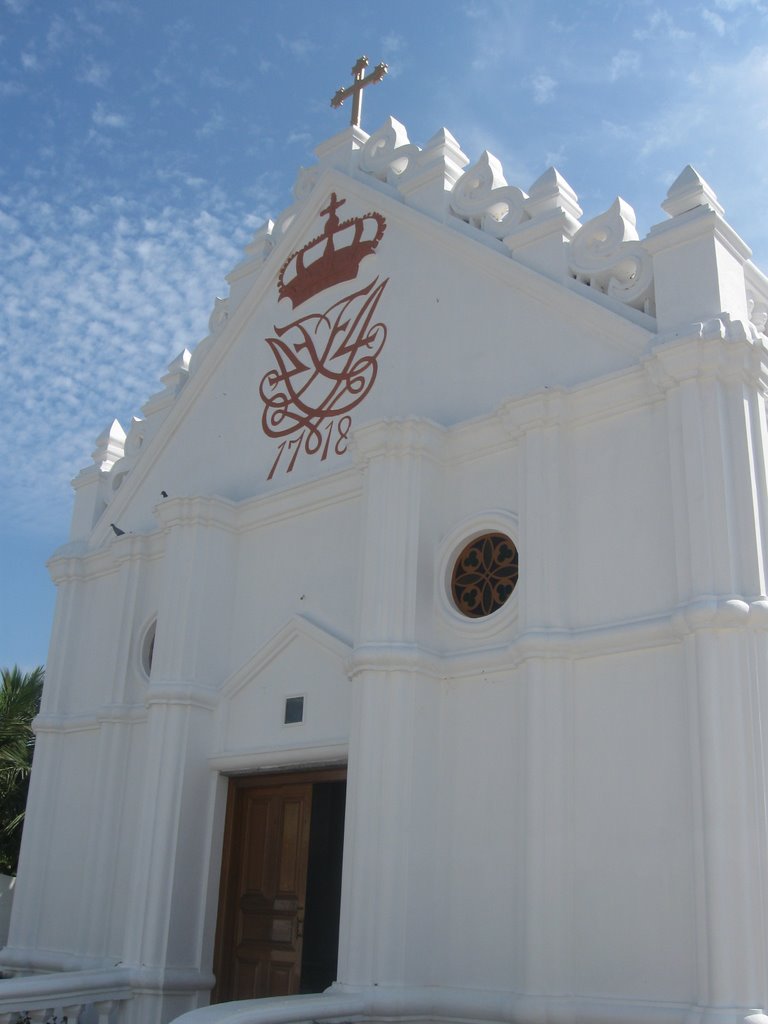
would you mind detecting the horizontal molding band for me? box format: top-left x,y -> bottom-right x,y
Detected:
166,983 -> 764,1024
209,743 -> 348,775
349,597 -> 768,679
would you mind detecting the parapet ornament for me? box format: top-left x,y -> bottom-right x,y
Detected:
243,219 -> 275,262
359,116 -> 421,183
208,297 -> 230,334
567,197 -> 654,314
91,420 -> 126,471
449,151 -> 530,238
293,165 -> 320,201
748,290 -> 768,336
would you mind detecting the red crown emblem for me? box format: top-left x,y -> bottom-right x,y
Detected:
277,193 -> 386,308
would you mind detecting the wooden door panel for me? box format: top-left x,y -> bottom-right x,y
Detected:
266,958 -> 295,996
213,768 -> 347,1005
215,781 -> 312,1002
277,798 -> 304,892
240,795 -> 270,892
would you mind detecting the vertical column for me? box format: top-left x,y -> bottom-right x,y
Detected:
121,502 -> 237,1021
656,334 -> 768,604
685,629 -> 768,1013
656,336 -> 768,1017
521,657 -> 573,1004
337,419 -> 444,988
508,390 -> 569,634
8,555 -> 83,953
513,398 -> 574,1002
81,548 -> 143,957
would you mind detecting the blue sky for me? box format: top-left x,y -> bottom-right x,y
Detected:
2,0 -> 768,671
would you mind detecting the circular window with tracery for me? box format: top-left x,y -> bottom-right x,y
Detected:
450,532 -> 519,618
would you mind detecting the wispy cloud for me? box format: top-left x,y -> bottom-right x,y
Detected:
92,102 -> 128,128
79,60 -> 111,87
46,15 -> 72,52
713,0 -> 768,10
20,49 -> 42,71
638,45 -> 768,158
531,72 -> 557,104
609,49 -> 641,80
702,8 -> 728,33
633,8 -> 693,41
0,80 -> 25,96
0,182 -> 269,534
196,110 -> 226,138
381,32 -> 406,52
277,34 -> 314,58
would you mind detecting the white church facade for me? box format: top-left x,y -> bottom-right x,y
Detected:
4,111 -> 768,1024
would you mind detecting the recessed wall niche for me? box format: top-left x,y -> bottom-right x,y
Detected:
140,619 -> 157,678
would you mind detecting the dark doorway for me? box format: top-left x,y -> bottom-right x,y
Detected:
212,768 -> 346,1003
300,779 -> 346,993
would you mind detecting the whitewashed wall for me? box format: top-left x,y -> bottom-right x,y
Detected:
9,121 -> 768,1024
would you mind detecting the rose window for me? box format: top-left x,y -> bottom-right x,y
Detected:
450,532 -> 519,618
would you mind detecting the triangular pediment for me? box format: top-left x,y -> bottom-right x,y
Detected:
215,615 -> 352,762
77,119 -> 666,544
220,614 -> 351,700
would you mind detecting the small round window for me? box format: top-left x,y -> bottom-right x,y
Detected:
450,532 -> 519,618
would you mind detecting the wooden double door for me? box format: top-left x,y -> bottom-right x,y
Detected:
212,768 -> 346,1003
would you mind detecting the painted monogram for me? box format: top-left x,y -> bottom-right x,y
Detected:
260,193 -> 389,480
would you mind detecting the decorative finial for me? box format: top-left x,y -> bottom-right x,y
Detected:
331,55 -> 388,128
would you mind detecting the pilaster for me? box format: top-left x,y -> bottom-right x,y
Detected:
81,711 -> 141,958
121,503 -> 236,1014
504,388 -> 569,632
684,629 -> 768,1014
338,419 -> 444,986
6,724 -> 63,953
8,554 -> 89,951
521,657 -> 574,1003
651,326 -> 768,604
653,327 -> 768,1016
351,418 -> 445,645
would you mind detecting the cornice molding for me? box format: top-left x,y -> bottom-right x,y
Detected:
349,595 -> 768,681
351,417 -> 447,466
145,680 -> 220,711
209,743 -> 348,775
645,204 -> 752,263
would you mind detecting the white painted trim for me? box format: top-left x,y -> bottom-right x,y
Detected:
209,743 -> 348,774
166,983 -> 766,1024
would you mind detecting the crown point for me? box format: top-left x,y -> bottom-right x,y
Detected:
277,194 -> 387,309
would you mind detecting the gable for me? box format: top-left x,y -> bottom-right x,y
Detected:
216,615 -> 352,762
86,162 -> 655,539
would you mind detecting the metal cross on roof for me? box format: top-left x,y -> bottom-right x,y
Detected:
330,55 -> 388,129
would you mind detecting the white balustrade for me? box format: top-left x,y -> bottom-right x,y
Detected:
0,970 -> 130,1024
